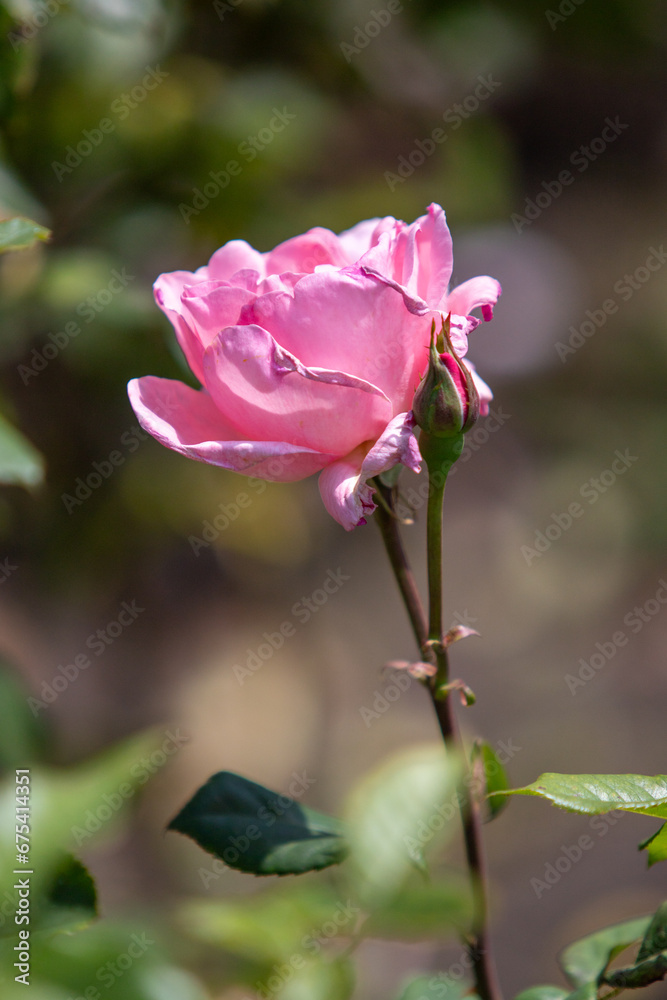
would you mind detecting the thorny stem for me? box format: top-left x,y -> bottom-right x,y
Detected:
373,474 -> 503,1000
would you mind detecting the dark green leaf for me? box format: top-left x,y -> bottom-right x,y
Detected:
0,854 -> 97,939
167,771 -> 348,876
40,854 -> 97,934
475,741 -> 510,820
0,216 -> 50,253
47,854 -> 97,913
637,901 -> 667,961
503,773 -> 667,818
513,988 -> 568,1000
0,412 -> 44,489
639,823 -> 667,866
363,880 -> 472,940
559,916 -> 650,987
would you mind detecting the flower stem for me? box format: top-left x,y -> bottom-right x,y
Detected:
373,469 -> 503,1000
372,481 -> 428,650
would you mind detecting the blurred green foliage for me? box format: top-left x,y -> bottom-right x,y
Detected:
0,0 -> 666,997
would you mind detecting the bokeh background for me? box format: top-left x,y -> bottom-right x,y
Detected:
1,0 -> 667,997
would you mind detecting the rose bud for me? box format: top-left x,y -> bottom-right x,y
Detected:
413,315 -> 480,439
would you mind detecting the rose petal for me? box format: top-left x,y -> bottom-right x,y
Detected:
318,412 -> 421,530
337,215 -> 396,263
154,269 -> 210,383
359,203 -> 453,313
239,268 -> 433,412
444,275 -> 502,322
466,360 -> 493,416
265,227 -> 349,274
180,280 -> 256,349
206,240 -> 266,282
203,324 -> 392,457
128,376 -> 334,480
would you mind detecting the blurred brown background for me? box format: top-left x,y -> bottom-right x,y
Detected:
1,0 -> 666,996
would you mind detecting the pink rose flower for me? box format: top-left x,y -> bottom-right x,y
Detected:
128,204 -> 500,530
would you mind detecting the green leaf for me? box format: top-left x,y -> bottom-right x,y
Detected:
37,854 -> 97,934
0,663 -> 49,768
639,823 -> 667,866
475,741 -> 510,820
559,916 -> 650,987
637,901 -> 667,961
562,986 -> 596,1000
362,880 -> 472,941
344,743 -> 461,907
167,771 -> 348,876
0,853 -> 97,939
276,956 -> 355,1000
0,729 -> 165,904
0,216 -> 50,253
503,773 -> 667,818
395,977 -> 477,1000
182,884 -> 353,964
0,917 -> 208,1000
603,952 -> 667,989
513,988 -> 568,1000
0,412 -> 44,489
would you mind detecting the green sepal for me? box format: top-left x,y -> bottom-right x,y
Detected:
418,428 -> 465,482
